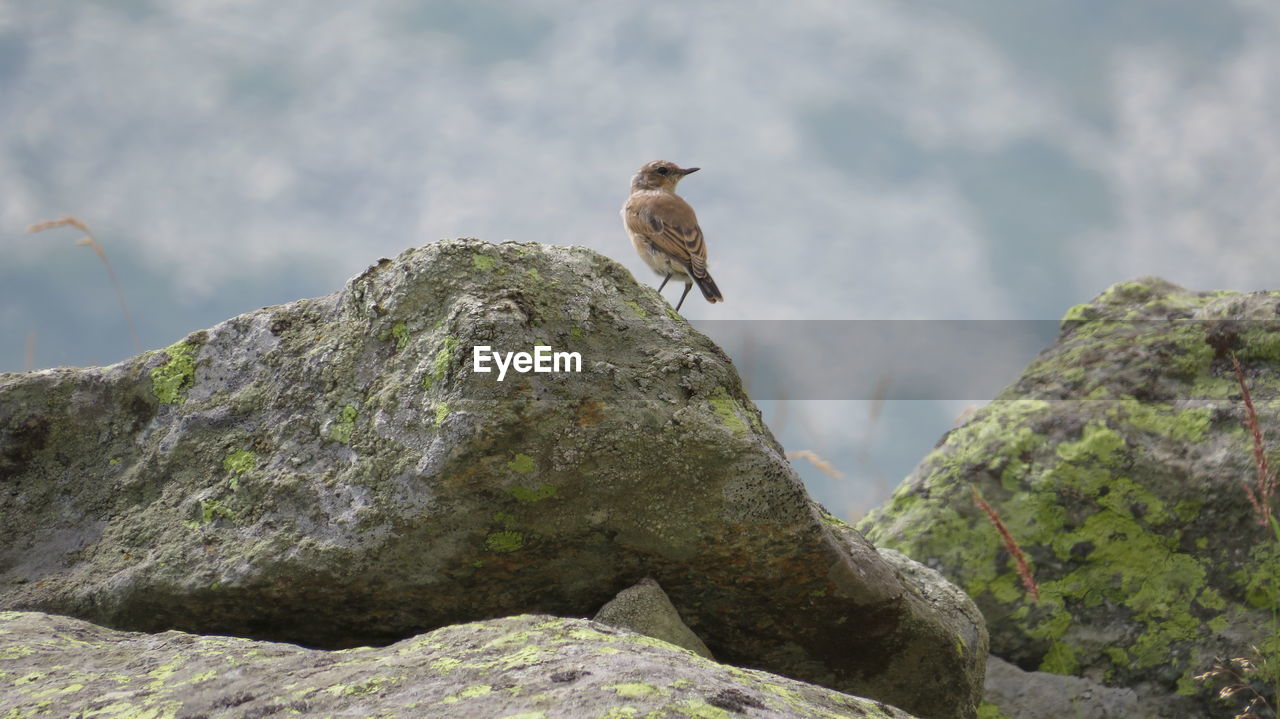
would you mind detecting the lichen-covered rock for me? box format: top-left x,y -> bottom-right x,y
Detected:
593,577 -> 714,659
0,239 -> 983,719
0,611 -> 921,718
858,278 -> 1280,718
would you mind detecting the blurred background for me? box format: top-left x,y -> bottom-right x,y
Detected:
2,1 -> 1276,519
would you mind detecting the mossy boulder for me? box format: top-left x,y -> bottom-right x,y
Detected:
0,611 -> 921,718
0,239 -> 984,719
859,277 -> 1280,718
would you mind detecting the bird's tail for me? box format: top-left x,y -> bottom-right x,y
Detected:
694,273 -> 723,303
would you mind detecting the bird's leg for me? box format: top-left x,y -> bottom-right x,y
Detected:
657,273 -> 672,293
675,282 -> 693,311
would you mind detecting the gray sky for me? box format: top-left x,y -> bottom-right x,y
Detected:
2,2 -> 1274,517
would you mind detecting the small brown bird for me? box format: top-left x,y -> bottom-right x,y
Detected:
621,160 -> 723,312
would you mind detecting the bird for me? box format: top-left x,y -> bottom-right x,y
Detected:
621,160 -> 723,312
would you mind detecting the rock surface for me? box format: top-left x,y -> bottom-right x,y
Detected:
982,655 -> 1139,719
593,577 -> 714,659
0,610 -> 921,718
0,239 -> 985,719
859,278 -> 1280,718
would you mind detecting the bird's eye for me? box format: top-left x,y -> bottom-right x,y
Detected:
656,167 -> 670,176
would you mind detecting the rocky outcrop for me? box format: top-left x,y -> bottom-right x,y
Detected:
593,577 -> 714,659
859,278 -> 1280,718
0,239 -> 985,719
983,656 -> 1138,719
0,610 -> 921,718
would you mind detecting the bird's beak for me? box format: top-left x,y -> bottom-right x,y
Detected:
681,167 -> 700,175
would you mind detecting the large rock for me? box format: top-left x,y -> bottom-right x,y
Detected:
0,239 -> 985,719
859,278 -> 1280,718
0,610 -> 921,718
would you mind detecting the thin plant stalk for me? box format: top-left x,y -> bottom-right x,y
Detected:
972,486 -> 1040,601
786,449 -> 844,479
1230,354 -> 1278,527
27,216 -> 142,355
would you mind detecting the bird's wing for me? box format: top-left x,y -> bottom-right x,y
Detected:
626,193 -> 709,278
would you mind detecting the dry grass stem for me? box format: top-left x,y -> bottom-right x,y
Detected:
27,216 -> 90,235
867,374 -> 890,425
786,449 -> 844,479
855,374 -> 894,506
1195,650 -> 1273,719
971,486 -> 1040,601
1230,354 -> 1278,526
27,216 -> 142,354
953,404 -> 982,427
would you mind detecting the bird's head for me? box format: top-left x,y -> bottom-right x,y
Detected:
631,160 -> 699,192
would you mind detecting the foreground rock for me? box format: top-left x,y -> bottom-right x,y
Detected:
0,611 -> 920,718
0,239 -> 984,719
859,278 -> 1280,718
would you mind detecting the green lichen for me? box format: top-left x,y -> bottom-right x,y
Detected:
429,336 -> 460,385
607,682 -> 663,698
623,300 -> 647,318
430,657 -> 462,673
1038,641 -> 1079,675
486,531 -> 524,553
525,268 -> 541,281
491,643 -> 546,671
0,645 -> 35,660
151,340 -> 198,404
188,499 -> 235,527
441,683 -> 493,704
435,402 -> 450,425
390,322 -> 410,352
1161,324 -> 1215,377
329,405 -> 358,443
1053,420 -> 1124,465
1096,280 -> 1151,306
818,510 -> 850,530
507,454 -> 536,474
708,387 -> 748,435
1241,327 -> 1280,364
1060,303 -> 1091,324
222,449 -> 257,475
977,702 -> 1014,719
670,699 -> 733,718
860,398 -> 1242,689
1107,399 -> 1210,443
472,254 -> 495,271
330,676 -> 399,696
508,485 -> 557,503
1234,535 -> 1280,609
1015,423 -> 1220,671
